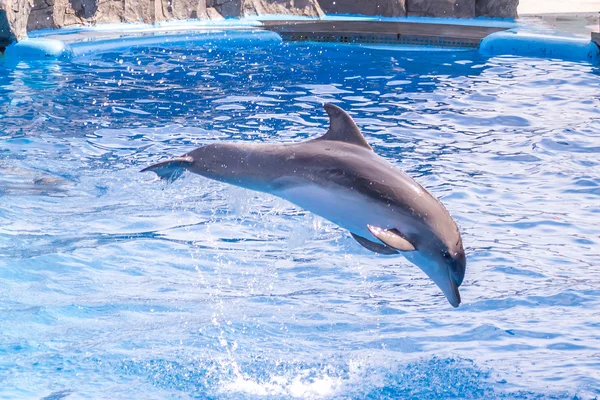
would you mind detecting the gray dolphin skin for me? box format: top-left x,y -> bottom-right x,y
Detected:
142,104 -> 466,307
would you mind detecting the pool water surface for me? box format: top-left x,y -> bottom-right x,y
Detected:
1,33 -> 600,398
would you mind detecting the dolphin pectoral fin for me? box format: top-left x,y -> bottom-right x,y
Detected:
140,156 -> 194,183
351,233 -> 399,255
316,104 -> 372,150
367,225 -> 416,252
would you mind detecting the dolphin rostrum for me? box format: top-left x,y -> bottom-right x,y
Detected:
142,104 -> 466,307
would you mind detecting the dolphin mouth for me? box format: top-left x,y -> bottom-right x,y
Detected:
444,268 -> 462,308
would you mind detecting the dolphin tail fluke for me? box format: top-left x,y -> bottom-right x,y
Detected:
140,156 -> 194,183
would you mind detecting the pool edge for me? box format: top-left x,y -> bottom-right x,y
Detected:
2,17 -> 599,65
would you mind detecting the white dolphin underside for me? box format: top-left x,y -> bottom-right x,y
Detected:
275,183 -> 398,240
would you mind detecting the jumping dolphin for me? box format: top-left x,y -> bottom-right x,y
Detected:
142,104 -> 466,307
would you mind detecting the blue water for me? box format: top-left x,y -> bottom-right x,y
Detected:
1,33 -> 600,399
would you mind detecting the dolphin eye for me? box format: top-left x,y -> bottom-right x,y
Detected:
443,251 -> 452,260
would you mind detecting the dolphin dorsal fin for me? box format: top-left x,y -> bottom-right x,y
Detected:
317,103 -> 372,150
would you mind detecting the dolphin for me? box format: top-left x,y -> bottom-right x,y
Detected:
141,104 -> 466,307
0,164 -> 73,197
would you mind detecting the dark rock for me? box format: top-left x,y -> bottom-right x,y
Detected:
220,0 -> 243,17
318,0 -> 406,16
70,0 -> 98,18
475,0 -> 518,18
406,0 -> 475,18
1,9 -> 11,42
26,0 -> 55,31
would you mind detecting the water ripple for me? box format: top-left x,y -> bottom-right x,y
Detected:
0,38 -> 599,398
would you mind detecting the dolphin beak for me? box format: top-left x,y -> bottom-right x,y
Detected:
403,252 -> 463,308
429,266 -> 462,308
441,268 -> 461,308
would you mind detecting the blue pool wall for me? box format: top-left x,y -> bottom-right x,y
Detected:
2,16 -> 599,65
480,30 -> 600,64
2,30 -> 283,60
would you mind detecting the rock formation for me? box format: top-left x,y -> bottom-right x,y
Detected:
18,0 -> 323,34
1,0 -> 519,48
1,0 -> 31,42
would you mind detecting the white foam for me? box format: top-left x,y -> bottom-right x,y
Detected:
220,367 -> 344,399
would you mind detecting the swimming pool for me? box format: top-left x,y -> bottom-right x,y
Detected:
1,32 -> 599,398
